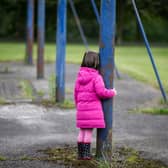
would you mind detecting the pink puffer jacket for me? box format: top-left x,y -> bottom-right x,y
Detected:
74,67 -> 116,128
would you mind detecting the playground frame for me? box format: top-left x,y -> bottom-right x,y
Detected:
25,0 -> 167,160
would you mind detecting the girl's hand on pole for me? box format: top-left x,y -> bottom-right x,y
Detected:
112,88 -> 117,96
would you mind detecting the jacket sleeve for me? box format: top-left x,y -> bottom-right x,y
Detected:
94,75 -> 116,99
74,80 -> 78,107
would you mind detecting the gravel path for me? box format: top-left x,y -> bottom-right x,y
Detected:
0,62 -> 167,167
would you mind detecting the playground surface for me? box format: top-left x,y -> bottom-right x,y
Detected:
0,62 -> 168,167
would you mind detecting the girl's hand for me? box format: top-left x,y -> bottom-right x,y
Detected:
112,88 -> 117,96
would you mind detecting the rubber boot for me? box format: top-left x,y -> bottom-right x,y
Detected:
77,142 -> 83,159
83,143 -> 92,160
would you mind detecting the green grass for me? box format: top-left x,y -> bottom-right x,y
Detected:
0,42 -> 168,93
19,80 -> 34,99
140,107 -> 168,115
38,146 -> 168,168
57,100 -> 75,109
0,97 -> 7,105
0,155 -> 7,161
41,99 -> 75,109
20,155 -> 35,161
115,46 -> 168,93
130,101 -> 168,115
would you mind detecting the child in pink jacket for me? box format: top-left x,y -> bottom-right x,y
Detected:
74,51 -> 117,160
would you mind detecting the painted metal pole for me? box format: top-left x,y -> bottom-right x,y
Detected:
132,0 -> 167,102
56,0 -> 67,102
25,0 -> 34,65
91,0 -> 120,79
96,0 -> 116,160
68,0 -> 89,51
37,0 -> 45,79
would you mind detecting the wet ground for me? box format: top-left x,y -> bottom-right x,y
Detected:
0,62 -> 168,167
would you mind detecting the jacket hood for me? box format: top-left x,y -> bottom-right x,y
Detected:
78,67 -> 98,85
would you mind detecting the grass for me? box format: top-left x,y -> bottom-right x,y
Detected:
19,80 -> 34,99
0,42 -> 168,93
130,100 -> 168,115
115,46 -> 168,93
0,146 -> 167,167
20,155 -> 35,161
38,145 -> 168,168
41,99 -> 75,109
0,155 -> 7,161
137,107 -> 168,115
0,97 -> 7,105
57,100 -> 75,109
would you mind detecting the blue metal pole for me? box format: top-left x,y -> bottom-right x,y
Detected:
26,0 -> 34,65
68,0 -> 89,51
56,0 -> 67,102
90,0 -> 120,80
37,0 -> 45,79
96,0 -> 116,160
91,0 -> 100,25
132,0 -> 167,102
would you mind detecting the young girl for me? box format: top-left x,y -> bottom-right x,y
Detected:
74,51 -> 117,160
